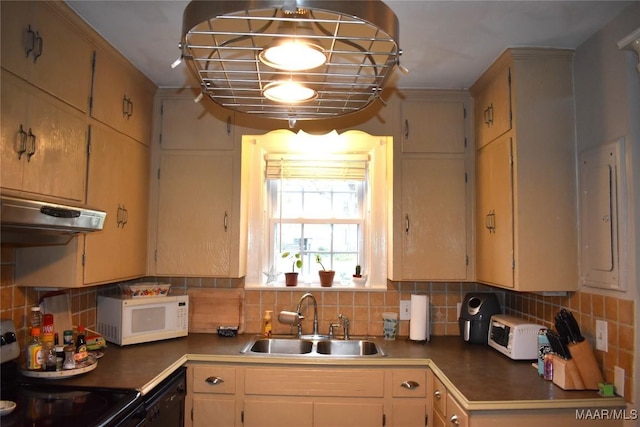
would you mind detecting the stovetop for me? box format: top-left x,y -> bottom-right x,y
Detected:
0,319 -> 141,427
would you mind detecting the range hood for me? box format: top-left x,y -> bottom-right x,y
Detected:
1,196 -> 106,246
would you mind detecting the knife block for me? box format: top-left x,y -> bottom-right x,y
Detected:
551,355 -> 585,390
568,340 -> 604,390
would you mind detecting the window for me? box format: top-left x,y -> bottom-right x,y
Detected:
243,129 -> 391,289
269,178 -> 365,282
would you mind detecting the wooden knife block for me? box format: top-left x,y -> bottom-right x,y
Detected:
551,340 -> 603,390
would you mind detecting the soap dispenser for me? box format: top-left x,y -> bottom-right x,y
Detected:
262,310 -> 273,337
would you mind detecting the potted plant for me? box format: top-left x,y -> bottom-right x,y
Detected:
352,265 -> 367,286
282,252 -> 302,286
353,265 -> 362,278
315,255 -> 335,287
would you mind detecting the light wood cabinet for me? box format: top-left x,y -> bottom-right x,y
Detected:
432,373 -> 468,427
1,70 -> 88,202
0,1 -> 93,113
83,123 -> 149,284
91,49 -> 155,144
390,93 -> 472,281
149,93 -> 246,278
186,363 -> 428,427
471,48 -> 578,292
474,65 -> 511,149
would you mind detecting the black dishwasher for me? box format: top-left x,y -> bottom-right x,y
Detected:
141,366 -> 187,427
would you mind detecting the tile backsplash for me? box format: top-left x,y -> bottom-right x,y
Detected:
1,249 -> 634,401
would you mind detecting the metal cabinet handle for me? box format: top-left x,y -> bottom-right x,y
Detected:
33,32 -> 43,63
122,95 -> 129,117
122,206 -> 128,227
450,414 -> 459,425
224,211 -> 228,232
17,125 -> 28,159
400,380 -> 420,390
127,98 -> 134,118
404,119 -> 409,139
26,128 -> 36,162
405,214 -> 410,234
205,376 -> 224,385
226,116 -> 232,136
434,390 -> 442,400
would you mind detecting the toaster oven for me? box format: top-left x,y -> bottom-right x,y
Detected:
488,314 -> 545,360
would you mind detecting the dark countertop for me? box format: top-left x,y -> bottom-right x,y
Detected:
29,334 -> 625,412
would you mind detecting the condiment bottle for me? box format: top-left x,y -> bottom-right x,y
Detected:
26,327 -> 43,370
262,310 -> 273,337
63,344 -> 76,370
74,325 -> 88,363
42,313 -> 55,346
43,340 -> 57,371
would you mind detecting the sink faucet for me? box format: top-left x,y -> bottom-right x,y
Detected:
295,293 -> 319,337
338,314 -> 350,340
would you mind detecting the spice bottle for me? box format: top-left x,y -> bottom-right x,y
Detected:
74,325 -> 88,363
43,340 -> 57,371
30,306 -> 42,330
26,327 -> 43,370
262,310 -> 273,337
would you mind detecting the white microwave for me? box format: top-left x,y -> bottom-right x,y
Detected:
97,295 -> 189,346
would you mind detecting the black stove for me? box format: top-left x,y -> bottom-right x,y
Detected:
1,361 -> 143,427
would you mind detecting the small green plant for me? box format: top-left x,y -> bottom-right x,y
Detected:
354,265 -> 362,277
282,252 -> 302,272
315,254 -> 327,271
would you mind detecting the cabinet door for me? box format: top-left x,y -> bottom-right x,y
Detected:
314,402 -> 384,427
0,1 -> 93,112
401,157 -> 467,280
476,66 -> 511,149
155,151 -> 233,276
85,125 -> 149,284
92,50 -> 153,143
401,99 -> 465,154
391,400 -> 427,427
1,71 -> 88,202
160,98 -> 234,150
192,397 -> 237,427
446,394 -> 469,427
476,134 -> 514,287
243,400 -> 313,427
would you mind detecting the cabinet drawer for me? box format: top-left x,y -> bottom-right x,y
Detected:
192,366 -> 237,394
391,369 -> 426,397
432,375 -> 447,416
446,393 -> 469,427
245,367 -> 384,397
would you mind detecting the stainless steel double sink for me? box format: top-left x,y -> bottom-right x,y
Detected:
240,335 -> 386,358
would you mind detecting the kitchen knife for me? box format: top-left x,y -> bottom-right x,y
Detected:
563,309 -> 584,342
554,313 -> 573,343
546,329 -> 571,359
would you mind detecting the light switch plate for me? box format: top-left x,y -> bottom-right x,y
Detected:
399,300 -> 411,320
595,320 -> 608,351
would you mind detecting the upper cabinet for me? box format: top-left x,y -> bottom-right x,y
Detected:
147,93 -> 246,278
389,92 -> 473,282
91,49 -> 155,144
471,48 -> 578,292
1,1 -> 93,113
1,70 -> 88,203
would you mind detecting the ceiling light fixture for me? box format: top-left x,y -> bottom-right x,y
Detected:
179,1 -> 401,121
263,77 -> 318,103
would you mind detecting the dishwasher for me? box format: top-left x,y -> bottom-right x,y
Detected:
141,366 -> 187,426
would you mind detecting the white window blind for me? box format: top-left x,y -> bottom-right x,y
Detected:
265,153 -> 369,181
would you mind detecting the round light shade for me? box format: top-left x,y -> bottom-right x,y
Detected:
259,39 -> 327,71
263,80 -> 317,103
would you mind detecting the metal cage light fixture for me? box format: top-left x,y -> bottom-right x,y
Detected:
179,0 -> 401,121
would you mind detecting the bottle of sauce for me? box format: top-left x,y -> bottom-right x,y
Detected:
75,325 -> 88,364
262,310 -> 273,337
43,340 -> 57,371
26,327 -> 43,370
42,313 -> 55,346
30,306 -> 42,331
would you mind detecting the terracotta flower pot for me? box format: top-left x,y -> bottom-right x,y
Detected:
284,272 -> 299,287
318,270 -> 335,287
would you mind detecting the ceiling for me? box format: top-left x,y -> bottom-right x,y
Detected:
66,1 -> 634,91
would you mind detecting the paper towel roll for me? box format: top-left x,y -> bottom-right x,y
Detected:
410,294 -> 430,341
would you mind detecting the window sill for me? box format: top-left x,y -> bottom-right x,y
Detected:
244,282 -> 387,291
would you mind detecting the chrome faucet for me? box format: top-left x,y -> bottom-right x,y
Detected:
338,314 -> 350,340
295,293 -> 319,338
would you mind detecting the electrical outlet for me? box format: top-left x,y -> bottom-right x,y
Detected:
399,300 -> 411,320
595,320 -> 608,352
614,366 -> 625,397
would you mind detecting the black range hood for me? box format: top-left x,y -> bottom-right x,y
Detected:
0,196 -> 106,246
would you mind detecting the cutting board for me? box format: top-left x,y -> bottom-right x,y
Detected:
188,288 -> 245,334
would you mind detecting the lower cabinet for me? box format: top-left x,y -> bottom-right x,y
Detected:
186,363 -> 428,427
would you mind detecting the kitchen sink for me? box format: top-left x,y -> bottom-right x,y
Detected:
240,336 -> 386,358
